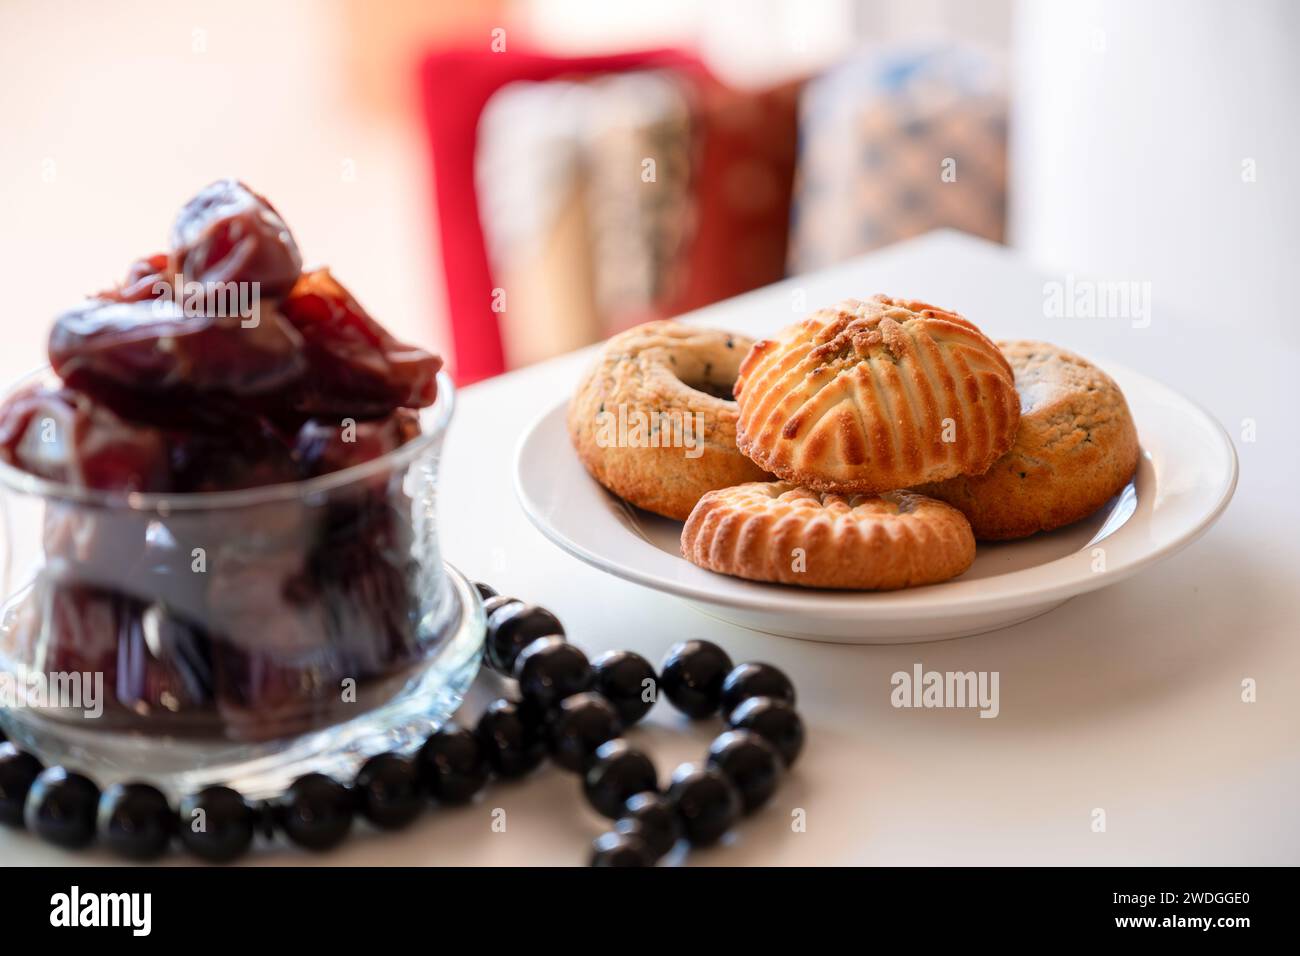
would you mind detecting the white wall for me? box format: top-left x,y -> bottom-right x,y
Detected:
1011,0 -> 1300,347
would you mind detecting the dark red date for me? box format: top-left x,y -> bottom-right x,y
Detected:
49,297 -> 306,406
98,253 -> 173,303
167,419 -> 300,492
293,408 -> 420,478
10,578 -> 214,722
0,385 -> 304,494
170,179 -> 302,298
278,270 -> 440,417
0,385 -> 170,492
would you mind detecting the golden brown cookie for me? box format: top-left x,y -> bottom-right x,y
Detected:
916,340 -> 1139,540
734,295 -> 1019,494
681,481 -> 975,590
568,321 -> 771,520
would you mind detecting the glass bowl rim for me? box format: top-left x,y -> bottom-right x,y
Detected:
0,367 -> 455,512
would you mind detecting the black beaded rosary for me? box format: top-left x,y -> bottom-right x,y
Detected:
0,582 -> 805,866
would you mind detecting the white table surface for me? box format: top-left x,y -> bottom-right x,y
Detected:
7,230 -> 1298,866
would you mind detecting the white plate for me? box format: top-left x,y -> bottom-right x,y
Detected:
514,362 -> 1237,643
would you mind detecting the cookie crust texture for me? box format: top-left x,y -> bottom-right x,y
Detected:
917,340 -> 1139,540
681,481 -> 976,590
568,321 -> 770,520
734,295 -> 1019,494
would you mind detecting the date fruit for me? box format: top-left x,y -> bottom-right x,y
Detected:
0,385 -> 169,492
99,253 -> 173,303
167,415 -> 299,492
293,409 -> 420,478
49,297 -> 306,409
170,179 -> 303,298
10,577 -> 215,724
278,270 -> 439,417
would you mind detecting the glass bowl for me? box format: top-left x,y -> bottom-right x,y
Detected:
0,370 -> 484,798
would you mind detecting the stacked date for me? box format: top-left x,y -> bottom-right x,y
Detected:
0,180 -> 442,741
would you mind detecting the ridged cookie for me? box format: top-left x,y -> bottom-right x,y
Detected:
681,481 -> 975,590
734,295 -> 1019,494
568,321 -> 771,520
916,340 -> 1139,540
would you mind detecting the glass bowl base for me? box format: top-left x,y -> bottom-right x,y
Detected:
0,563 -> 485,801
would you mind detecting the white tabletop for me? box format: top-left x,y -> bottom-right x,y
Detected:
7,230 -> 1298,865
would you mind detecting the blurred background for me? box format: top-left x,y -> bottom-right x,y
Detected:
1,0 -> 1295,384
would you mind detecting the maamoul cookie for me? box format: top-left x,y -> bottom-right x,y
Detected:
569,321 -> 770,520
916,340 -> 1139,540
681,481 -> 975,590
734,295 -> 1019,494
